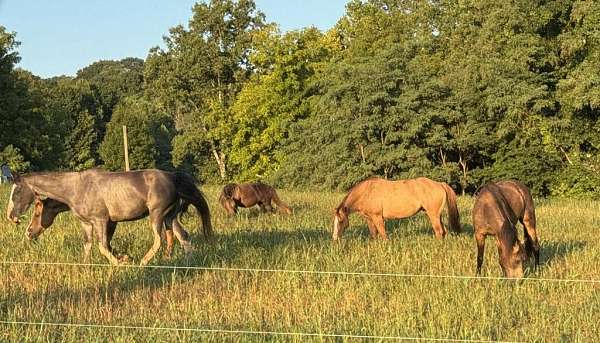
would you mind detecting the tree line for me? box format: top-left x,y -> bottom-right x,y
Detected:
1,0 -> 599,197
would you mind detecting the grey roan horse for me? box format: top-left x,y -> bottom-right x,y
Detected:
6,169 -> 212,265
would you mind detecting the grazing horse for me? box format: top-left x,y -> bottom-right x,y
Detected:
219,182 -> 292,215
332,177 -> 460,240
473,182 -> 529,278
6,169 -> 212,265
25,197 -> 190,259
495,180 -> 540,267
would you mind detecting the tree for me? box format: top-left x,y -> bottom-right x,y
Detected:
0,28 -> 52,170
145,0 -> 265,180
76,58 -> 144,127
99,97 -> 174,171
229,26 -> 333,180
40,77 -> 103,170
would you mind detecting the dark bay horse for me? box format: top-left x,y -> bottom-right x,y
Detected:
333,177 -> 460,240
25,197 -> 189,260
495,180 -> 540,266
219,182 -> 292,215
6,169 -> 212,265
473,182 -> 534,278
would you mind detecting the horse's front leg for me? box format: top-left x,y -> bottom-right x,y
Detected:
365,217 -> 378,239
520,216 -> 540,268
80,221 -> 93,263
475,232 -> 485,275
94,220 -> 121,265
141,212 -> 164,266
107,221 -> 129,263
372,216 -> 388,240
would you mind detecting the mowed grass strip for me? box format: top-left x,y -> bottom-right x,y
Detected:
1,184 -> 599,342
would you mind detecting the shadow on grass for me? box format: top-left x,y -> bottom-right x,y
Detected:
538,239 -> 586,268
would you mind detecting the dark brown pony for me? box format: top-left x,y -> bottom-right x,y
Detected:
25,197 -> 188,260
333,177 -> 460,240
219,182 -> 292,215
473,182 -> 537,278
495,180 -> 540,266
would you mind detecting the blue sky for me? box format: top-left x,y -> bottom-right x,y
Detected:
0,0 -> 348,78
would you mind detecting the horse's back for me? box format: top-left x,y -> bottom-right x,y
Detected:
85,169 -> 176,221
350,177 -> 435,218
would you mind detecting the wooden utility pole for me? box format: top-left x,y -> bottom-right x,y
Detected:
123,125 -> 130,171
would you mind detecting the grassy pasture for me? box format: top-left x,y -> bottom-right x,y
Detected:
1,184 -> 599,342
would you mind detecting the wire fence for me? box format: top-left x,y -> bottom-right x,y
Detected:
1,260 -> 600,284
2,259 -> 596,341
0,320 -> 523,342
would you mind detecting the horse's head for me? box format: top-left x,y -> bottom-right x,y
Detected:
6,175 -> 35,224
332,207 -> 349,240
501,240 -> 528,278
219,191 -> 237,215
25,198 -> 67,240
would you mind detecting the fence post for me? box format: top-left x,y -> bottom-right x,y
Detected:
123,125 -> 130,172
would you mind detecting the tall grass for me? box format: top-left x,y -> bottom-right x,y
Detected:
1,185 -> 599,342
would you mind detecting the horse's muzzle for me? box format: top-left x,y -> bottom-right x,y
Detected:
26,227 -> 40,240
7,215 -> 20,224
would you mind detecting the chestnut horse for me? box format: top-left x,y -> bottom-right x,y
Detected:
219,182 -> 292,215
473,182 -> 528,277
333,177 -> 460,240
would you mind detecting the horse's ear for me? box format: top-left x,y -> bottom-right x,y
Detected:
12,172 -> 21,182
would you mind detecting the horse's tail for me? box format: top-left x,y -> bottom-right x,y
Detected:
442,183 -> 461,233
271,189 -> 292,215
173,171 -> 213,238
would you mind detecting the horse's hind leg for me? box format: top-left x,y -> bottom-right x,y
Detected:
475,232 -> 485,275
264,200 -> 274,213
162,218 -> 175,259
172,218 -> 194,256
425,209 -> 446,239
141,212 -> 164,266
80,221 -> 93,263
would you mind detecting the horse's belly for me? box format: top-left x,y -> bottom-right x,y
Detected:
382,203 -> 421,219
108,204 -> 149,222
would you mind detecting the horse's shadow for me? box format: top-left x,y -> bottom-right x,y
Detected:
538,239 -> 586,268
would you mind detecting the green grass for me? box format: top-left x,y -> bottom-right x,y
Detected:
1,184 -> 599,342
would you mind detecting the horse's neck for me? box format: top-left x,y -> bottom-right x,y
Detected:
497,222 -> 518,256
25,173 -> 84,206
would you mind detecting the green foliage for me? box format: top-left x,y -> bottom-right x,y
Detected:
145,0 -> 265,179
0,145 -> 31,172
41,77 -> 102,170
76,58 -> 144,131
229,26 -> 333,180
99,97 -> 174,171
4,1 -> 600,198
550,161 -> 600,199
